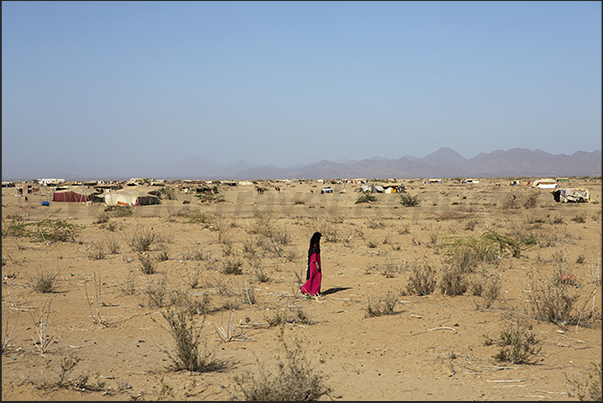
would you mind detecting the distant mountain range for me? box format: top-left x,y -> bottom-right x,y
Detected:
2,148 -> 601,181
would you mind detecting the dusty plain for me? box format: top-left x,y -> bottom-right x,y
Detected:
2,177 -> 602,401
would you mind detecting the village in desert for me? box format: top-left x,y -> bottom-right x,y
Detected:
1,174 -> 601,401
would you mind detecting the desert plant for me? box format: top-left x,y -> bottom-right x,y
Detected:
355,192 -> 377,204
96,213 -> 110,224
572,213 -> 587,223
84,273 -> 109,327
266,307 -> 312,327
105,205 -> 133,217
500,194 -> 520,209
145,276 -> 168,308
527,273 -> 597,327
492,317 -> 541,364
469,273 -> 501,310
138,253 -> 157,275
566,362 -> 602,401
184,267 -> 203,289
439,266 -> 467,296
523,192 -> 539,209
27,269 -> 60,293
365,291 -> 398,317
483,229 -> 536,258
464,219 -> 478,231
157,307 -> 228,373
119,270 -> 137,295
30,296 -> 57,355
124,225 -> 157,252
222,258 -> 243,275
105,236 -> 120,254
400,193 -> 420,207
445,235 -> 497,273
2,310 -> 20,354
87,241 -> 106,260
233,327 -> 332,401
406,263 -> 438,296
156,249 -> 170,262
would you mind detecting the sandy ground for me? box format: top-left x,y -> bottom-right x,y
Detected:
2,178 -> 601,401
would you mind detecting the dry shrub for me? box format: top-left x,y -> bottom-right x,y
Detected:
145,276 -> 168,308
87,241 -> 106,260
27,269 -> 60,293
266,307 -> 312,327
105,236 -> 120,254
528,272 -> 599,327
222,258 -> 243,275
492,316 -> 541,364
233,327 -> 332,401
523,192 -> 540,209
439,266 -> 467,296
158,307 -> 229,373
365,291 -> 398,317
138,253 -> 157,275
446,235 -> 497,274
500,194 -> 520,209
124,225 -> 157,252
566,362 -> 602,401
405,263 -> 437,296
469,272 -> 501,310
119,270 -> 137,295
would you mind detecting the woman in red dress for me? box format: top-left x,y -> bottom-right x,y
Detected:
300,232 -> 322,296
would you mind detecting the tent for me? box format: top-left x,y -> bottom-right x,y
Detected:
52,186 -> 101,202
552,188 -> 590,203
104,187 -> 161,206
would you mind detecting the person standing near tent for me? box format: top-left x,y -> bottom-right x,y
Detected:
300,232 -> 322,297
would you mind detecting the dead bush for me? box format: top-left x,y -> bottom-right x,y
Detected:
233,327 -> 332,401
405,263 -> 437,296
439,266 -> 467,296
365,291 -> 398,317
157,307 -> 229,373
123,225 -> 157,252
27,269 -> 60,293
492,317 -> 541,364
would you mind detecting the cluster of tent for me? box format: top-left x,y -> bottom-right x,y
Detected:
51,186 -> 161,206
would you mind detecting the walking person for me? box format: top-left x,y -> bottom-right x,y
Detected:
300,232 -> 322,297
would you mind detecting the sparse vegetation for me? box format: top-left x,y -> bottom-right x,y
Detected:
492,317 -> 541,364
400,193 -> 420,207
365,291 -> 398,317
233,327 -> 332,401
158,307 -> 229,373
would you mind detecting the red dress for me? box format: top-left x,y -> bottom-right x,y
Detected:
300,251 -> 321,296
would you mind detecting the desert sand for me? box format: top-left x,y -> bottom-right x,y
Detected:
2,177 -> 601,401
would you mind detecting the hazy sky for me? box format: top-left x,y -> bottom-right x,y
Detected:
2,1 -> 601,175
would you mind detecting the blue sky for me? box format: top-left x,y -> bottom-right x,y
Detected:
2,1 -> 601,178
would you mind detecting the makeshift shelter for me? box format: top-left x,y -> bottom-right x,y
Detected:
52,186 -> 101,202
552,188 -> 590,203
534,179 -> 557,189
104,188 -> 161,206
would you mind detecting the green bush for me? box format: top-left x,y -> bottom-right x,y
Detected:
400,193 -> 420,207
355,192 -> 377,204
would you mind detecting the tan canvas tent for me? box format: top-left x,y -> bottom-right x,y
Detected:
104,187 -> 161,206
